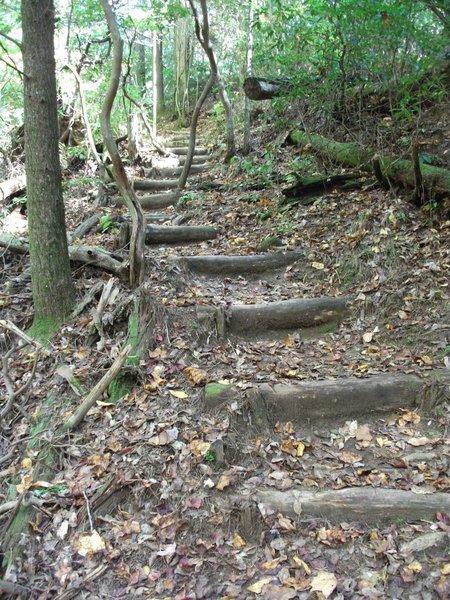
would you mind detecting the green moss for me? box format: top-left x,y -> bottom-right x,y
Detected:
256,236 -> 284,252
28,317 -> 60,345
205,382 -> 230,399
108,374 -> 134,403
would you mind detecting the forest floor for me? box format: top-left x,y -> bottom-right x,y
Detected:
0,106 -> 449,599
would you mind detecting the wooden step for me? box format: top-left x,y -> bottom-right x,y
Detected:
170,251 -> 303,276
197,297 -> 349,338
132,178 -> 179,191
179,155 -> 209,166
143,164 -> 208,178
113,192 -> 180,209
119,223 -> 217,246
168,147 -> 208,156
255,487 -> 450,524
204,371 -> 450,422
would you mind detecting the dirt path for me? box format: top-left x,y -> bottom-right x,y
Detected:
1,129 -> 449,598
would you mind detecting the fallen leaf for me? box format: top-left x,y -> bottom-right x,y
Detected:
247,577 -> 273,593
185,366 -> 207,385
216,474 -> 231,490
362,332 -> 373,343
232,532 -> 246,548
310,571 -> 337,598
311,262 -> 325,270
73,530 -> 106,557
407,436 -> 430,447
406,560 -> 422,573
340,450 -> 362,464
169,390 -> 188,399
292,556 -> 311,574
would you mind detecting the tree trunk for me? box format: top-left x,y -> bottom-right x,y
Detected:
100,0 -> 145,287
152,29 -> 164,133
289,130 -> 450,199
173,11 -> 193,123
21,0 -> 74,330
243,0 -> 255,155
243,77 -> 292,100
187,0 -> 236,162
136,42 -> 146,97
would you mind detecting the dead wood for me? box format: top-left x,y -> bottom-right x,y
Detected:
256,487 -> 450,523
0,175 -> 26,202
0,233 -> 127,278
171,251 -> 303,275
243,76 -> 292,100
289,130 -> 450,199
63,344 -> 131,431
281,172 -> 363,204
204,371 -> 450,422
113,191 -> 180,209
143,164 -> 207,178
119,222 -> 217,247
132,178 -> 179,191
168,146 -> 208,156
224,297 -> 349,335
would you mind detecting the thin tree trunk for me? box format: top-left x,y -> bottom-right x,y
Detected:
63,64 -> 103,168
173,11 -> 192,123
243,0 -> 255,155
153,29 -> 164,134
21,0 -> 74,327
136,42 -> 146,96
188,0 -> 236,161
178,72 -> 215,190
100,0 -> 145,287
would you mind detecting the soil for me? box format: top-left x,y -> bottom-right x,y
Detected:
0,107 -> 449,599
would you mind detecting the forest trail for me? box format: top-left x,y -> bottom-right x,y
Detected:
61,128 -> 447,597
1,127 -> 449,598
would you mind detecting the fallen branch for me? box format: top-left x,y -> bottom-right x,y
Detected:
63,344 -> 131,431
289,130 -> 450,199
0,233 -> 128,278
256,487 -> 450,523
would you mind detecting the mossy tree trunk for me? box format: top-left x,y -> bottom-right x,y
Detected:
21,0 -> 74,331
289,130 -> 450,199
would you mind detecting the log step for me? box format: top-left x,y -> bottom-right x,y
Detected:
255,488 -> 450,524
143,164 -> 208,178
132,178 -> 179,191
168,147 -> 208,156
204,371 -> 450,422
170,252 -> 303,276
179,155 -> 208,166
113,192 -> 180,209
119,223 -> 217,246
197,297 -> 349,337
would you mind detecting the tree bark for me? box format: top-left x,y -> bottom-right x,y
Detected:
152,29 -> 164,132
243,77 -> 292,100
100,0 -> 145,287
173,11 -> 193,123
289,130 -> 450,198
21,0 -> 74,325
188,0 -> 236,162
243,0 -> 255,155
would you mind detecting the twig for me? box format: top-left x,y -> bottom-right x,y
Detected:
63,344 -> 131,431
0,580 -> 30,596
93,278 -> 115,350
69,281 -> 104,320
0,319 -> 51,355
52,565 -> 109,600
1,346 -> 39,420
83,490 -> 94,531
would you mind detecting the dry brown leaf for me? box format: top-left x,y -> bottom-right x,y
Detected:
185,366 -> 207,385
